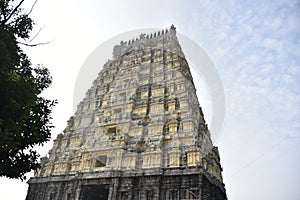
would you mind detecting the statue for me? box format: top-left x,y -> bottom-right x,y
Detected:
170,24 -> 176,30
139,33 -> 146,39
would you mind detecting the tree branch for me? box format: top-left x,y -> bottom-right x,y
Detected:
26,0 -> 38,16
29,26 -> 45,43
2,0 -> 25,25
17,39 -> 53,47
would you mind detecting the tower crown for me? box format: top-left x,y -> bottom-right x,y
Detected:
113,25 -> 180,59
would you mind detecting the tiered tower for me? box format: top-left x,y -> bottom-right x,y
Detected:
26,25 -> 227,200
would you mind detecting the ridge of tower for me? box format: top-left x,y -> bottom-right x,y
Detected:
112,25 -> 184,60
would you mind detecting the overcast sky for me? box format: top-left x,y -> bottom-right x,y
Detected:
1,0 -> 299,200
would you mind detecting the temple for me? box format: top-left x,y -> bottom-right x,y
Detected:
26,25 -> 227,200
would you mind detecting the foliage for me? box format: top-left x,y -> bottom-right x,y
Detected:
0,0 -> 56,180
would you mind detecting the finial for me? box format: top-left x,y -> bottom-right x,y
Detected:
170,24 -> 176,30
140,33 -> 146,39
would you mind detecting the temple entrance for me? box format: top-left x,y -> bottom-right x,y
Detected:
79,184 -> 109,200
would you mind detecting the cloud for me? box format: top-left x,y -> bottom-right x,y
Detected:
3,1 -> 299,200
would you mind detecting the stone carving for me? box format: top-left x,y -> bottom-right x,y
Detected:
26,25 -> 227,200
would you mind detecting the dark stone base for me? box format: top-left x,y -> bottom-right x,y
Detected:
26,168 -> 227,200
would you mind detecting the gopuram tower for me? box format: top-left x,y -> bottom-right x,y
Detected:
26,25 -> 227,200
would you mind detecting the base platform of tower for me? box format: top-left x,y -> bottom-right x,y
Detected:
26,25 -> 227,200
27,168 -> 226,200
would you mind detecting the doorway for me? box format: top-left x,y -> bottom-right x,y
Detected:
79,184 -> 109,200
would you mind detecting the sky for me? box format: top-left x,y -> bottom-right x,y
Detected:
0,0 -> 300,200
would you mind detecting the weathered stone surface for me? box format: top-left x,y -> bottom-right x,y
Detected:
26,25 -> 227,200
27,168 -> 226,200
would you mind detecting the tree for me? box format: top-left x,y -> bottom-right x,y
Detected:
0,0 -> 56,180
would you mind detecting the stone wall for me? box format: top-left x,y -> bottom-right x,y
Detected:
27,168 -> 226,200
